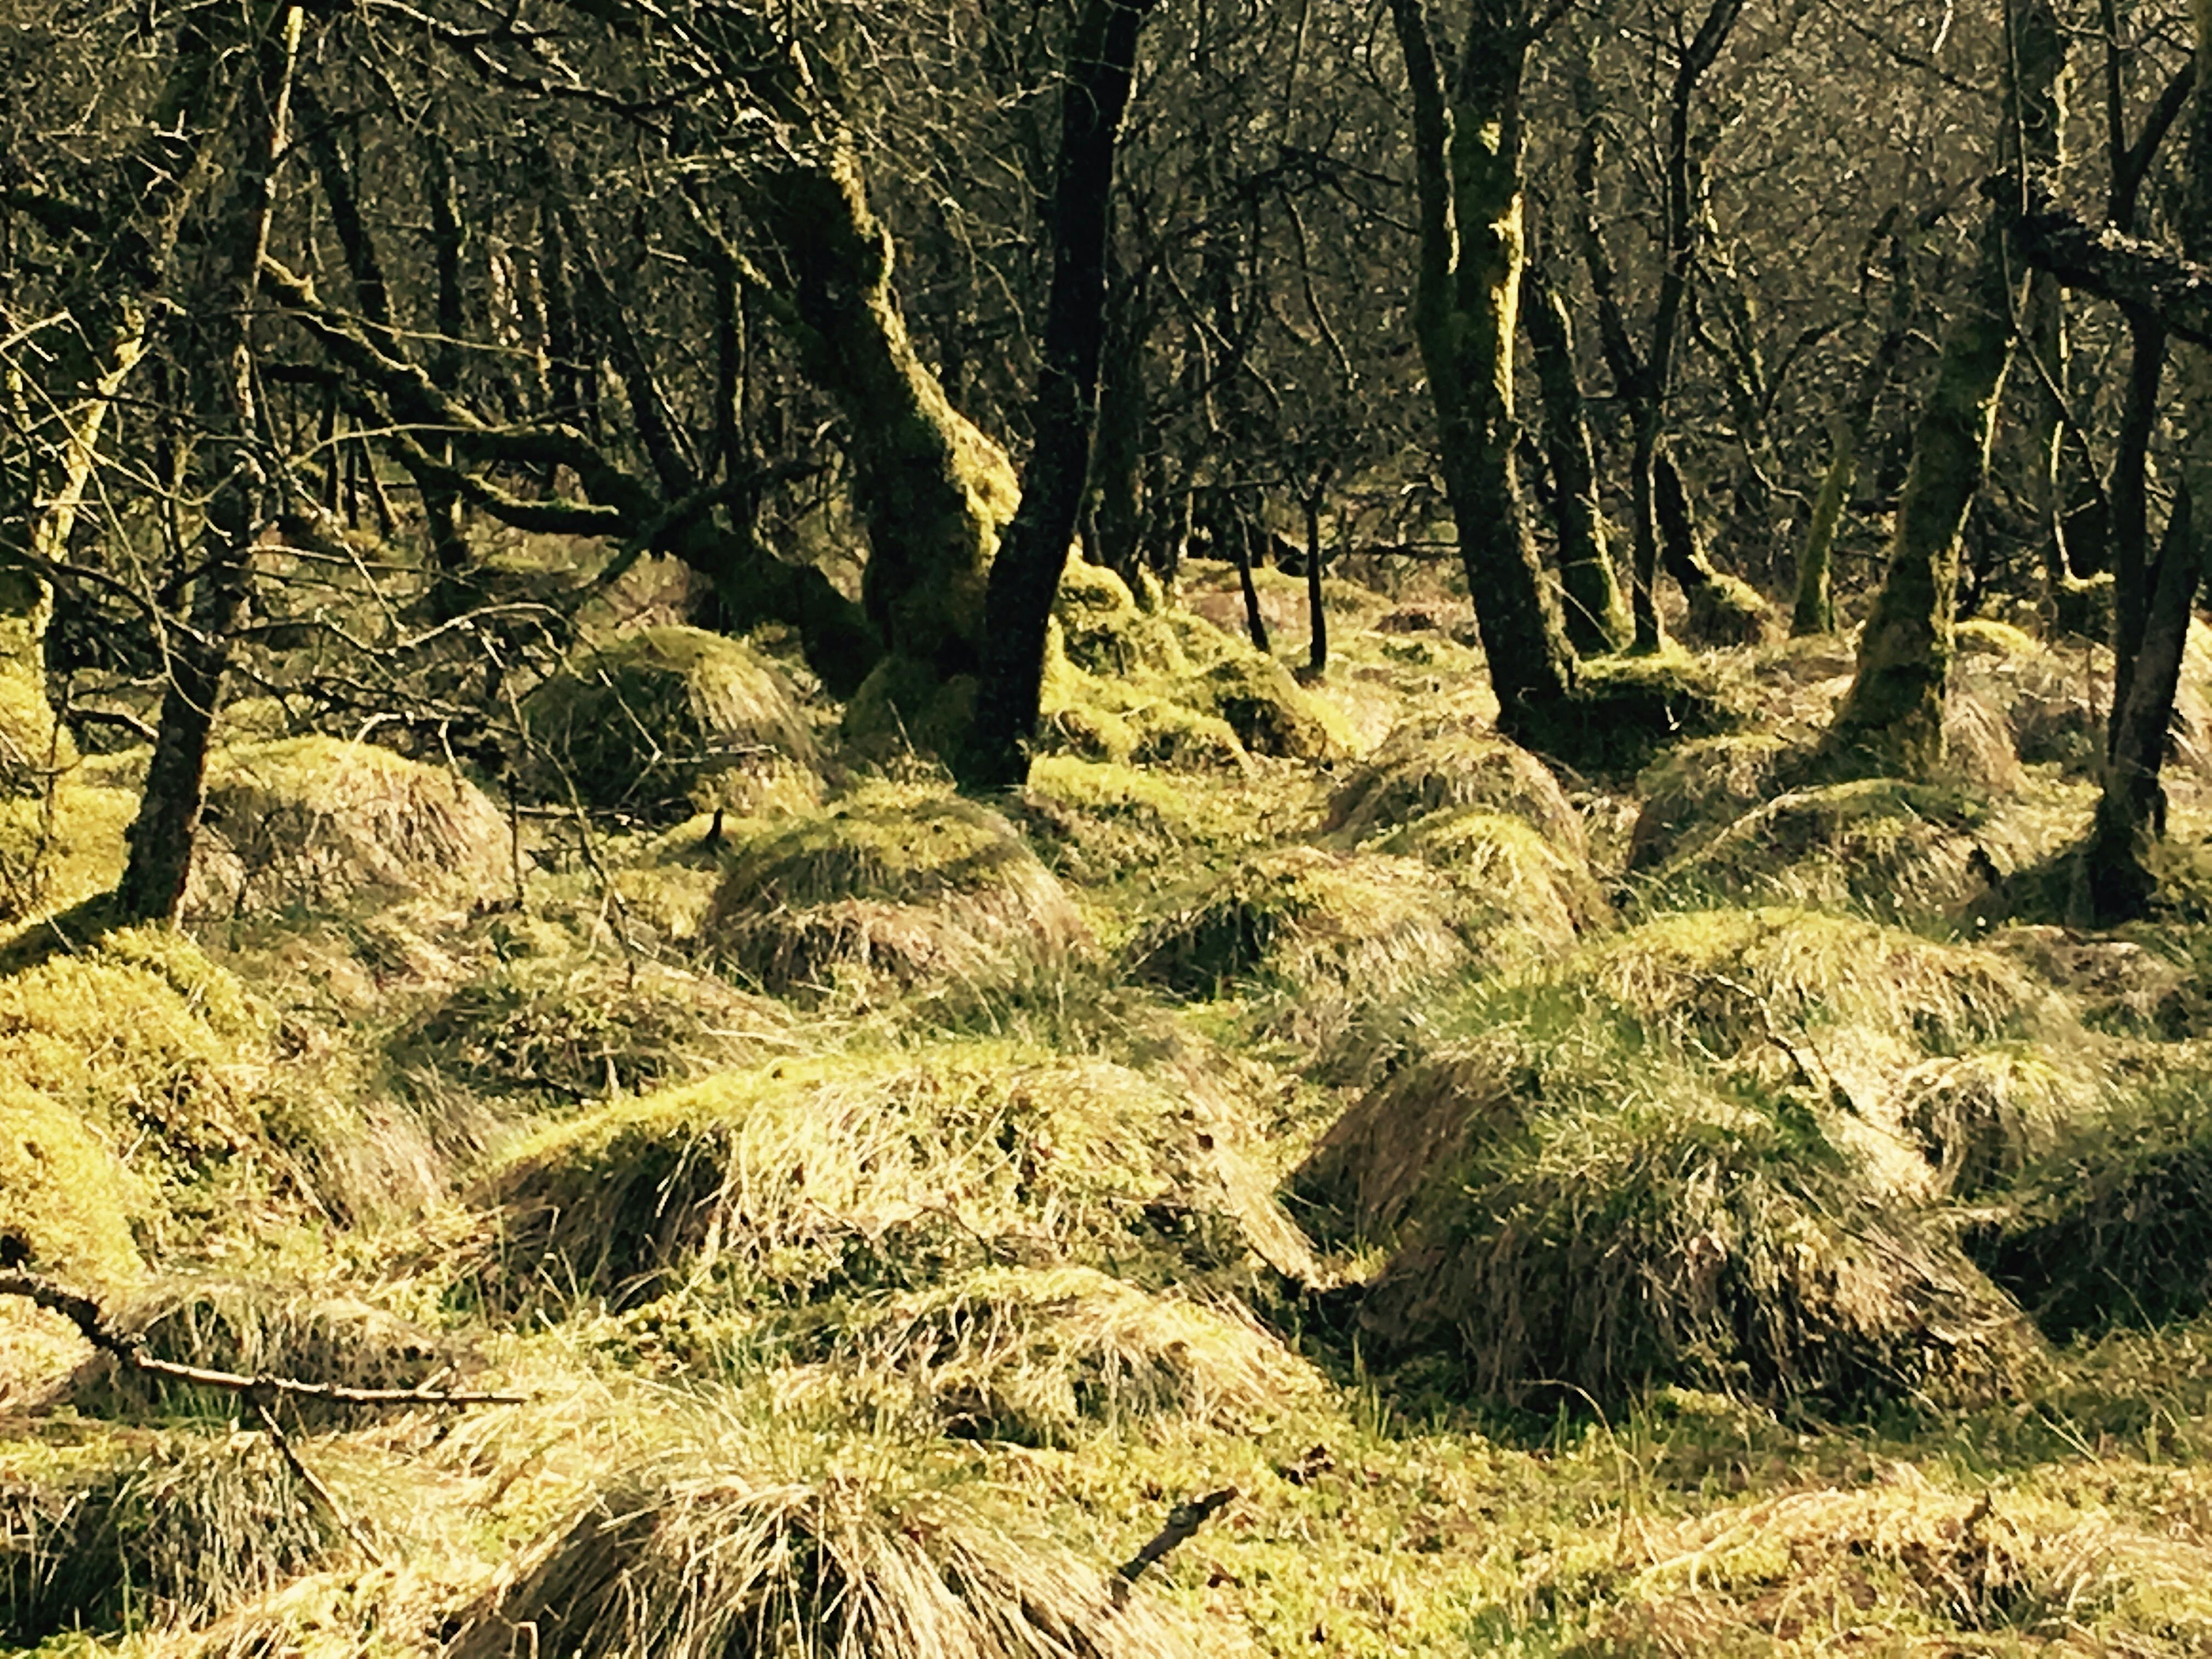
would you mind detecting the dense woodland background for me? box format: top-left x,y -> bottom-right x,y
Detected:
9,2 -> 2212,1656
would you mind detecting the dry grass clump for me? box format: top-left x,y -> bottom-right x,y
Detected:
1,1431 -> 331,1645
1521,649 -> 1752,778
403,953 -> 791,1099
446,1455 -> 1198,1659
1370,809 -> 1609,944
1978,1055 -> 2212,1340
800,1265 -> 1318,1444
706,784 -> 1091,1000
70,1274 -> 465,1424
478,1041 -> 1312,1311
1187,654 -> 1346,760
1331,1031 -> 2039,1409
1606,1471 -> 2212,1653
184,736 -> 512,917
1893,1047 -> 2091,1199
524,625 -> 823,819
1628,733 -> 1796,871
1321,722 -> 1582,852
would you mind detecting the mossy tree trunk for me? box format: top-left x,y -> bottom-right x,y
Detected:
1524,263 -> 1630,654
1793,308 -> 1906,636
2075,0 -> 2212,921
1091,263 -> 1151,585
960,0 -> 1152,792
1824,0 -> 2063,778
1388,0 -> 1577,734
117,3 -> 301,924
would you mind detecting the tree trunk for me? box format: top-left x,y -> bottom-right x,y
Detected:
960,0 -> 1150,792
117,3 -> 300,924
1793,315 -> 1905,636
1389,0 -> 1576,733
1824,0 -> 2061,778
1305,489 -> 1330,678
2108,313 -> 2166,718
1525,266 -> 1630,653
1091,268 -> 1149,584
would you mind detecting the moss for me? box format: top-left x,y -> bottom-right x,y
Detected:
1051,555 -> 1188,677
1124,699 -> 1249,770
188,736 -> 512,916
839,652 -> 978,761
1014,757 -> 1231,881
525,625 -> 822,818
1522,649 -> 1752,779
0,665 -> 78,797
706,783 -> 1088,1000
1629,733 -> 1797,869
1372,808 -> 1609,943
1188,652 -> 1347,760
1323,722 -> 1582,850
1685,570 -> 1780,647
0,1081 -> 147,1290
0,780 -> 134,922
478,1040 -> 1311,1310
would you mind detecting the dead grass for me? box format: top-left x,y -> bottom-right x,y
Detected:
1321,721 -> 1583,853
447,1450 -> 1201,1659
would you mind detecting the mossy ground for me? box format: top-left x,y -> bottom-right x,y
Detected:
10,579 -> 2212,1657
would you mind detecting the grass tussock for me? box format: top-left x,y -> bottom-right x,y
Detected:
0,1079 -> 149,1289
797,1265 -> 1318,1444
0,779 -> 136,921
707,785 -> 1091,1001
447,1455 -> 1201,1659
1978,1052 -> 2212,1340
1325,1031 -> 2040,1410
479,1041 -> 1312,1312
403,953 -> 792,1100
186,736 -> 512,917
1320,721 -> 1583,851
0,1430 -> 332,1646
524,625 -> 823,820
1604,1470 -> 2212,1654
1013,758 -> 1253,884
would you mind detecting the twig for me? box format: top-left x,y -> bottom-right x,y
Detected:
1116,1487 -> 1237,1585
0,1271 -> 524,1407
252,1399 -> 385,1566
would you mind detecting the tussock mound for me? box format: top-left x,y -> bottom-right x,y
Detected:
1053,556 -> 1188,676
523,625 -> 822,818
1522,650 -> 1751,778
405,955 -> 790,1099
1978,1059 -> 2212,1339
1660,778 -> 2019,921
479,1042 -> 1313,1311
804,1265 -> 1317,1444
1317,1034 -> 2039,1409
0,780 -> 133,922
1187,654 -> 1345,760
72,1275 -> 465,1424
1628,732 -> 1796,870
0,1432 -> 331,1645
706,785 -> 1090,999
1321,723 -> 1582,851
0,671 -> 77,797
185,737 -> 510,916
1894,1048 -> 2088,1199
1604,1472 -> 2212,1652
1369,810 -> 1609,944
1013,758 -> 1243,882
447,1459 -> 1197,1659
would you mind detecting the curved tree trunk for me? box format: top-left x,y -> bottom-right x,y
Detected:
1389,0 -> 1576,734
1824,0 -> 2062,778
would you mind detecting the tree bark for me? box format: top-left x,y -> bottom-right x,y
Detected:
1525,264 -> 1629,653
1824,0 -> 2061,778
960,0 -> 1150,792
117,3 -> 301,923
1389,0 -> 1576,733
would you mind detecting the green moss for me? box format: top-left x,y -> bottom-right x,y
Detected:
706,783 -> 1088,998
0,780 -> 134,922
526,626 -> 822,817
1685,571 -> 1779,647
0,666 -> 77,795
1372,808 -> 1609,944
1629,733 -> 1796,870
1051,555 -> 1188,677
479,1040 -> 1311,1310
0,1081 -> 147,1290
1189,653 -> 1347,760
1014,757 -> 1231,881
1522,649 -> 1752,778
840,653 -> 978,761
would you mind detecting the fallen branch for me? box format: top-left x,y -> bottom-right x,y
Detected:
1116,1486 -> 1237,1585
0,1270 -> 523,1407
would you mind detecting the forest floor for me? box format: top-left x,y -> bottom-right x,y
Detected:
7,549 -> 2212,1657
